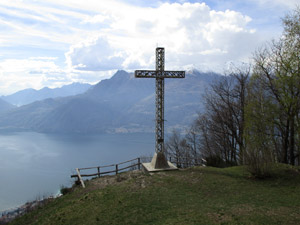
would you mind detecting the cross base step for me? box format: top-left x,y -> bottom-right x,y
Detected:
142,152 -> 178,172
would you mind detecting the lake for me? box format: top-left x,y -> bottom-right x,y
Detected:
0,131 -> 154,212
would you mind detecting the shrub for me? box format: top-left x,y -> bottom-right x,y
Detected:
205,155 -> 227,168
244,144 -> 274,178
60,186 -> 72,195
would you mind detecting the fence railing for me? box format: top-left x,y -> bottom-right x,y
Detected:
71,156 -> 206,188
169,156 -> 206,168
71,158 -> 141,188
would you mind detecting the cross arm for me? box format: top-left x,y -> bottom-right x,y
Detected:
135,70 -> 185,78
163,71 -> 185,78
135,70 -> 157,78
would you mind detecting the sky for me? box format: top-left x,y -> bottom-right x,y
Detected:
0,0 -> 298,95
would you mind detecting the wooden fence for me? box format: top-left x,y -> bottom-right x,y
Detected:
71,156 -> 206,188
71,158 -> 141,188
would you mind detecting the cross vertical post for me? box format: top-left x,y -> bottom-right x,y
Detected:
155,48 -> 165,154
135,47 -> 185,171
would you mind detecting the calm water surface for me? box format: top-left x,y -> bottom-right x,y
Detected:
0,132 -> 154,212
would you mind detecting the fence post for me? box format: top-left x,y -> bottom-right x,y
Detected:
116,164 -> 118,175
76,168 -> 85,188
138,158 -> 141,170
97,167 -> 100,178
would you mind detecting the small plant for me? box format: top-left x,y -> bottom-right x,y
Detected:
244,145 -> 274,178
205,155 -> 227,168
60,185 -> 72,195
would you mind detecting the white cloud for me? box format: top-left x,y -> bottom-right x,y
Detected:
0,56 -> 115,95
65,36 -> 128,71
0,0 -> 291,94
0,58 -> 64,94
66,2 -> 258,72
82,14 -> 110,24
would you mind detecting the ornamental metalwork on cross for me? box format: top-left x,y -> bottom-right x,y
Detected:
135,47 -> 185,170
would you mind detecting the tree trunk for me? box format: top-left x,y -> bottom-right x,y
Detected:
289,116 -> 295,165
282,118 -> 290,164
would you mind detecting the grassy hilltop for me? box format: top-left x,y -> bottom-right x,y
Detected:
11,165 -> 300,225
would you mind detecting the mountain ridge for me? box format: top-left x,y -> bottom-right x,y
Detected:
1,82 -> 92,106
0,70 -> 220,133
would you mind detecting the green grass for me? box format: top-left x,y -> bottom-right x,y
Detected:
11,164 -> 300,225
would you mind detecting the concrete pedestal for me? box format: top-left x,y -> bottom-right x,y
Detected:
142,152 -> 178,172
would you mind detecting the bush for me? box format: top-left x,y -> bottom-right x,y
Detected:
205,155 -> 227,168
244,146 -> 274,178
60,186 -> 72,195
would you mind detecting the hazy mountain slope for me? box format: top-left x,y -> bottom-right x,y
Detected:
0,98 -> 16,113
38,97 -> 116,133
0,70 -> 220,133
0,98 -> 62,130
114,70 -> 218,132
1,83 -> 92,106
85,70 -> 155,111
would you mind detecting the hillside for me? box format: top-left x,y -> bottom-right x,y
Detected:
10,165 -> 300,225
0,99 -> 15,113
0,70 -> 219,133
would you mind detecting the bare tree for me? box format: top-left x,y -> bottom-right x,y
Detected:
165,129 -> 184,167
185,123 -> 202,165
194,65 -> 250,166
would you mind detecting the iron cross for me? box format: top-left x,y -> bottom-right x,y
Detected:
135,47 -> 185,154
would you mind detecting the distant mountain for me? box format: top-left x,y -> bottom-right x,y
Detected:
0,70 -> 220,133
1,83 -> 92,106
0,98 -> 16,113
